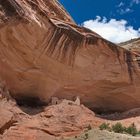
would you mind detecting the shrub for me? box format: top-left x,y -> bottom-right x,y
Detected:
84,133 -> 89,140
99,122 -> 140,137
125,123 -> 137,136
87,124 -> 92,130
99,123 -> 110,131
111,122 -> 126,133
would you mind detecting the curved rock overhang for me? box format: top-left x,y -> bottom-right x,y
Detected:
0,0 -> 140,112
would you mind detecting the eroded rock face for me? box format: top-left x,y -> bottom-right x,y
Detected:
0,98 -> 97,140
119,38 -> 140,49
0,0 -> 140,112
120,38 -> 140,55
2,98 -> 140,140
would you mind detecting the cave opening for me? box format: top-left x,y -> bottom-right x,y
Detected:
90,107 -> 126,121
92,107 -> 140,121
14,96 -> 48,115
92,108 -> 122,115
15,96 -> 47,107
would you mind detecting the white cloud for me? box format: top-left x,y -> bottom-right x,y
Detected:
132,0 -> 140,4
116,0 -> 140,15
82,16 -> 140,43
117,2 -> 125,7
117,8 -> 133,14
130,0 -> 140,6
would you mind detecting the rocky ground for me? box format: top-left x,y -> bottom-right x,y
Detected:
0,95 -> 96,140
1,92 -> 140,140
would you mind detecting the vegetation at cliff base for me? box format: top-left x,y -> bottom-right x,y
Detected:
99,122 -> 140,136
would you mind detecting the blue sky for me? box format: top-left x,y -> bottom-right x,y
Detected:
59,0 -> 140,43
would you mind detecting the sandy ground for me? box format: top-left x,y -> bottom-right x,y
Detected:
65,129 -> 140,140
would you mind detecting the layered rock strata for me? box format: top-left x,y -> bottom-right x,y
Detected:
0,0 -> 140,112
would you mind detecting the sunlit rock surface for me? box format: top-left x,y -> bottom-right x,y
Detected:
0,0 -> 140,112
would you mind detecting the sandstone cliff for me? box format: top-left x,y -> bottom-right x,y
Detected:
0,0 -> 140,112
120,38 -> 140,54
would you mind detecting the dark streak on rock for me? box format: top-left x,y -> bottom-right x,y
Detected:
107,42 -> 121,64
1,0 -> 17,16
125,51 -> 133,82
86,37 -> 98,45
45,26 -> 83,66
0,119 -> 17,135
